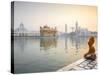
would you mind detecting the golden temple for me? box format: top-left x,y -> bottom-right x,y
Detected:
40,25 -> 57,36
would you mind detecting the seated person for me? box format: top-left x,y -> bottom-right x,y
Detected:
84,36 -> 96,61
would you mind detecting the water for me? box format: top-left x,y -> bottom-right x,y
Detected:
14,36 -> 97,73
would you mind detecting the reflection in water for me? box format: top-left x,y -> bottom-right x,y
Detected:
65,36 -> 68,53
40,37 -> 57,50
14,36 -> 97,73
14,37 -> 27,52
70,36 -> 88,47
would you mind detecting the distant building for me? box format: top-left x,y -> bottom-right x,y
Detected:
14,22 -> 28,36
40,25 -> 57,37
65,24 -> 67,33
90,31 -> 97,36
70,21 -> 95,37
78,28 -> 91,36
13,22 -> 40,36
75,21 -> 78,34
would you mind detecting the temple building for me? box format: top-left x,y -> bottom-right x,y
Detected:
40,25 -> 57,37
14,22 -> 28,36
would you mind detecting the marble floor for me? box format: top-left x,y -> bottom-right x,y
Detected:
57,59 -> 97,71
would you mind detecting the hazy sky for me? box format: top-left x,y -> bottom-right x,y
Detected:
14,1 -> 97,32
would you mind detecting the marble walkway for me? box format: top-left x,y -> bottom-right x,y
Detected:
57,58 -> 97,71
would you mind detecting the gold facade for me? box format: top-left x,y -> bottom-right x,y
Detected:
40,25 -> 57,36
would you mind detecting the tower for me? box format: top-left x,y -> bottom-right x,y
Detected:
20,22 -> 24,29
75,21 -> 78,33
65,24 -> 67,33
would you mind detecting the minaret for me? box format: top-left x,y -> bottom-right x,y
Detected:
75,21 -> 78,33
65,24 -> 67,33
